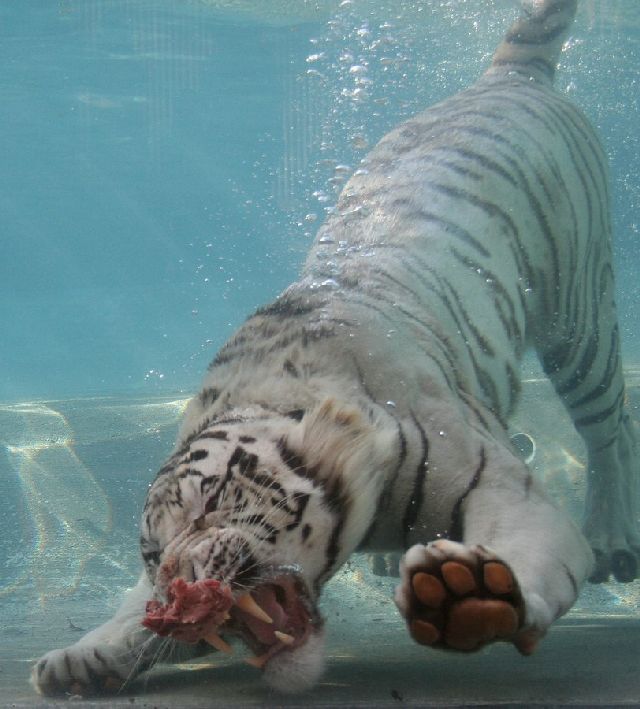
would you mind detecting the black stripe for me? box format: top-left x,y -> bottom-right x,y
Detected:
570,329 -> 619,410
556,336 -> 599,396
524,472 -> 533,497
253,292 -> 318,319
443,120 -> 563,314
562,563 -> 579,596
93,649 -> 110,668
285,408 -> 305,421
365,258 -> 464,392
440,275 -> 495,357
448,447 -> 486,542
436,145 -> 519,188
391,201 -> 491,258
142,550 -> 161,565
189,449 -> 208,462
505,361 -> 521,417
409,265 -> 503,419
277,438 -> 309,476
277,439 -> 350,581
239,467 -> 285,493
321,514 -> 346,587
574,386 -> 625,429
81,657 -> 105,687
199,429 -> 228,441
450,247 -> 524,344
202,445 -> 254,510
285,492 -> 310,531
459,390 -> 494,433
401,414 -> 429,547
360,416 -> 408,549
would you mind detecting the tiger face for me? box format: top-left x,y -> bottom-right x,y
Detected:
139,401 -> 395,691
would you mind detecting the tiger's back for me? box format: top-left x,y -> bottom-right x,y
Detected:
306,0 -> 610,422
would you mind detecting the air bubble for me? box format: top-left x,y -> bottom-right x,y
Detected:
320,278 -> 339,289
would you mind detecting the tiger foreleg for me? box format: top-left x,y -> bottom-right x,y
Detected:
31,573 -> 201,697
396,475 -> 593,655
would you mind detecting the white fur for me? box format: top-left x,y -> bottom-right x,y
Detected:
263,629 -> 326,694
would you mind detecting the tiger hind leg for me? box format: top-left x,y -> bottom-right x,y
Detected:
395,540 -> 539,655
369,552 -> 402,577
581,410 -> 640,582
542,323 -> 640,583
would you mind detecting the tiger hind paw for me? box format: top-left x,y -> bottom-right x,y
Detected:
395,540 -> 540,655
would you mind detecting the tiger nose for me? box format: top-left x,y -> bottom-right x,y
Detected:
156,552 -> 197,597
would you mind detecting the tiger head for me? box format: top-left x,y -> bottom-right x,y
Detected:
140,398 -> 395,692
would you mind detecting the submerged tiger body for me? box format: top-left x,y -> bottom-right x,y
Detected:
33,0 -> 639,697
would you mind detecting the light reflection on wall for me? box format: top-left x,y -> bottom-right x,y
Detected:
0,397 -> 189,605
1,403 -> 111,604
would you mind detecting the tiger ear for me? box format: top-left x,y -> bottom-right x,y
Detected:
285,397 -> 396,499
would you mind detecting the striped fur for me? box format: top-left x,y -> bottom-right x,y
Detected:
33,0 -> 639,697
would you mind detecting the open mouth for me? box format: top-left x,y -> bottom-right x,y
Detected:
230,570 -> 321,667
142,567 -> 322,669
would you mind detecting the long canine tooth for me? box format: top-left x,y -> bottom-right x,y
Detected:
204,631 -> 233,655
236,594 -> 273,624
274,630 -> 295,646
245,652 -> 270,669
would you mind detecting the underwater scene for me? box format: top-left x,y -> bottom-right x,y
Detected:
1,1 -> 639,706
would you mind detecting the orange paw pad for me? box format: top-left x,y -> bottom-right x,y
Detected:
445,598 -> 518,651
483,562 -> 514,595
441,561 -> 476,595
412,572 -> 446,608
410,619 -> 441,646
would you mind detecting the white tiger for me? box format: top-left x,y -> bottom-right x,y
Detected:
33,0 -> 639,697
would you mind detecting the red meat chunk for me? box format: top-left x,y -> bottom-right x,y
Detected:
143,578 -> 234,643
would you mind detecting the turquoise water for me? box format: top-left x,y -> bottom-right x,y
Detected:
1,1 -> 640,706
2,0 -> 639,402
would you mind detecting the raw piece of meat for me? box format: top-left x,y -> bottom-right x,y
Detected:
143,578 -> 234,643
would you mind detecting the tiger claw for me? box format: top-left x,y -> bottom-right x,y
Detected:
204,631 -> 233,654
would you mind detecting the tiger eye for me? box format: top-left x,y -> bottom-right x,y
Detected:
193,514 -> 206,531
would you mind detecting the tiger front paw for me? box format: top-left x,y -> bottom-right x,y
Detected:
31,645 -> 131,697
395,539 -> 540,655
